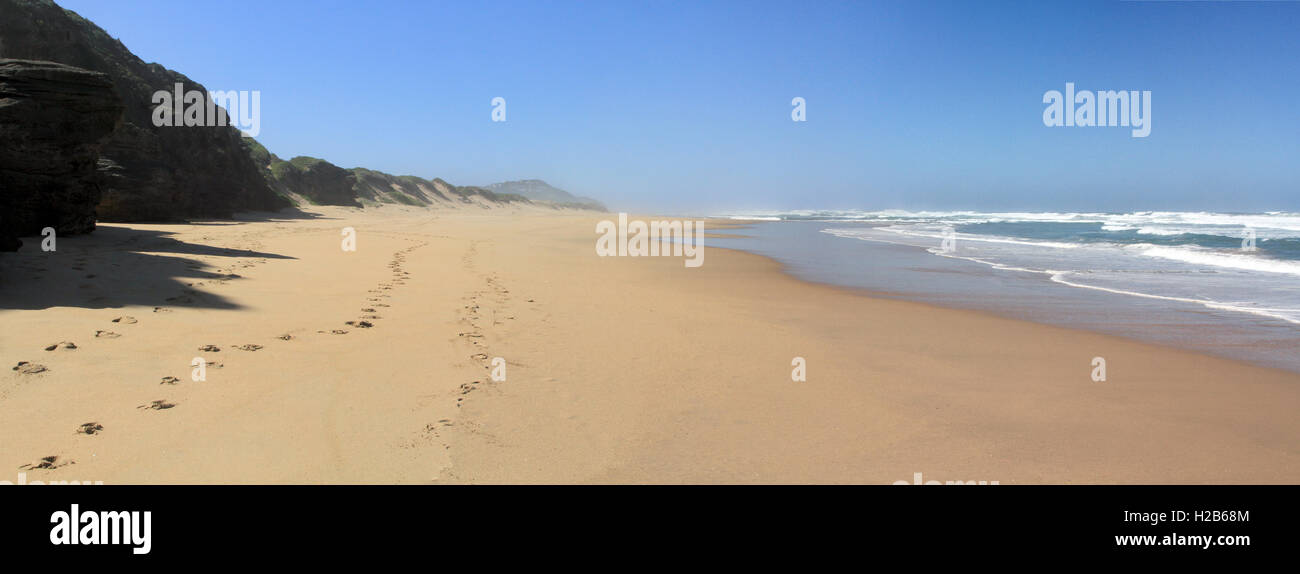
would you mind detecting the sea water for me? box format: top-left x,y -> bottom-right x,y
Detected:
707,211 -> 1300,373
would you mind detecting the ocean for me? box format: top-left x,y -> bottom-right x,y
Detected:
708,211 -> 1300,373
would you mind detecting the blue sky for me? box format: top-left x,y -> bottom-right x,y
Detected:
57,0 -> 1300,213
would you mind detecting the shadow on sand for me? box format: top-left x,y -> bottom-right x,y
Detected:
0,223 -> 295,311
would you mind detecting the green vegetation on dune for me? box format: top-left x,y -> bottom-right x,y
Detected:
240,146 -> 602,212
287,156 -> 327,170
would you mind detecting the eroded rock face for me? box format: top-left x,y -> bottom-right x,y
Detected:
0,0 -> 289,224
0,58 -> 123,250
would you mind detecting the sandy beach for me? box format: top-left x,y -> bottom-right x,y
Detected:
2,207 -> 1297,484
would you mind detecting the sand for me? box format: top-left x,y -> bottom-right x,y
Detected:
1,207 -> 1297,484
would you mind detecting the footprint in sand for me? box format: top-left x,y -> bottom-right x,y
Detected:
153,307 -> 171,313
198,345 -> 221,352
159,376 -> 180,385
345,321 -> 374,328
11,361 -> 48,374
43,341 -> 77,351
77,422 -> 104,435
111,316 -> 138,324
19,456 -> 71,470
138,400 -> 176,411
277,334 -> 293,341
233,344 -> 262,351
94,330 -> 120,338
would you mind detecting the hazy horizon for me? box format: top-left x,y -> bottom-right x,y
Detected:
56,0 -> 1300,213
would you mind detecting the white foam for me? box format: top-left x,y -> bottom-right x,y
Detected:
1138,245 -> 1300,276
1135,227 -> 1185,236
1049,272 -> 1300,325
873,226 -> 1083,250
820,224 -> 1300,326
725,209 -> 1300,239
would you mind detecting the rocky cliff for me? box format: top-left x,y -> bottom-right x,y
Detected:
0,59 -> 122,250
0,0 -> 603,251
0,0 -> 289,224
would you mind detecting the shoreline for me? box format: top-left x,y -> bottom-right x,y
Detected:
2,209 -> 1297,484
709,219 -> 1300,375
732,242 -> 1300,378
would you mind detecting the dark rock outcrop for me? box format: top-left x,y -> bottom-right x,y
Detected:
0,0 -> 601,234
0,59 -> 122,250
0,0 -> 289,223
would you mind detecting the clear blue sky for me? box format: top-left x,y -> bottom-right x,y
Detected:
57,0 -> 1300,213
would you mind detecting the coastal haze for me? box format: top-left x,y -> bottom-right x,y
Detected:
1,0 -> 1298,487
